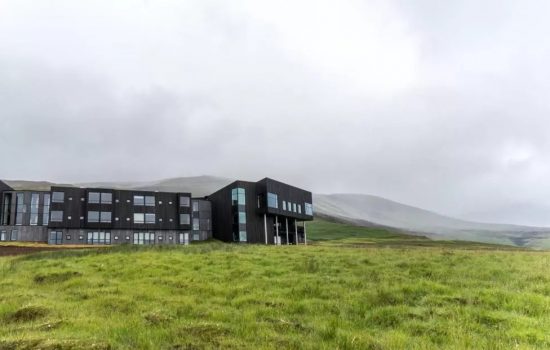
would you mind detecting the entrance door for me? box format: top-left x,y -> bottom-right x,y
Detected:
48,231 -> 63,245
179,233 -> 189,245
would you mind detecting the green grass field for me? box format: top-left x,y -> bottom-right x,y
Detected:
0,220 -> 549,349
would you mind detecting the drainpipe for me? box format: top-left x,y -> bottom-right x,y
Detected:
295,219 -> 298,245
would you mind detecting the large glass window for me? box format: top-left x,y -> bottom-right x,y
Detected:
52,192 -> 65,203
133,213 -> 145,224
180,196 -> 190,207
15,193 -> 25,225
231,188 -> 246,205
50,210 -> 63,222
145,213 -> 156,224
239,231 -> 247,242
88,192 -> 100,204
267,193 -> 278,209
1,193 -> 11,225
87,211 -> 100,223
43,194 -> 50,226
305,203 -> 313,216
192,201 -> 199,212
133,232 -> 155,245
282,201 -> 287,211
87,231 -> 111,245
192,219 -> 199,231
180,213 -> 190,225
239,212 -> 246,224
30,193 -> 39,226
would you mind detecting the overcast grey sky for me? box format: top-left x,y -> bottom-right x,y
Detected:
1,0 -> 550,226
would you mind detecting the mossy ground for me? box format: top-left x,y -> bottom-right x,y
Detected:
0,220 -> 548,349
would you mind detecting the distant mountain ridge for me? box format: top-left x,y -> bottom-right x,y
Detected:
2,175 -> 549,248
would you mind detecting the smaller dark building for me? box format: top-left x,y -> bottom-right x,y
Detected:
208,178 -> 313,244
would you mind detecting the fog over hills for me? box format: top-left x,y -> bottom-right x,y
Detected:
3,175 -> 550,248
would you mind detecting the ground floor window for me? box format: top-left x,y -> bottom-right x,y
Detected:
10,230 -> 18,241
87,232 -> 111,245
0,230 -> 6,241
48,231 -> 62,245
133,232 -> 155,245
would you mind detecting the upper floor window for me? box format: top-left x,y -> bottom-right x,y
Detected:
292,203 -> 297,213
145,213 -> 156,224
298,204 -> 302,214
134,195 -> 155,206
180,196 -> 190,207
88,192 -> 100,204
239,212 -> 246,224
267,193 -> 278,209
43,194 -> 50,226
192,201 -> 199,212
88,211 -> 100,223
52,192 -> 65,203
180,213 -> 190,225
305,203 -> 313,216
282,201 -> 287,211
50,210 -> 63,222
231,188 -> 246,205
101,193 -> 112,204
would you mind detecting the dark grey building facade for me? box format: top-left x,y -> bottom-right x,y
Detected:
0,178 -> 313,245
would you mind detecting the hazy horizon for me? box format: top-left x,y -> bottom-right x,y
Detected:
2,1 -> 550,226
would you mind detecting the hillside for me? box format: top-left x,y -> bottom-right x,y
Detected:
314,194 -> 550,249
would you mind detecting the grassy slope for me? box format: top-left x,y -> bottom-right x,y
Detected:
0,224 -> 549,349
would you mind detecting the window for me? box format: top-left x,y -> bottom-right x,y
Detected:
52,192 -> 65,203
282,201 -> 287,211
231,188 -> 246,205
305,203 -> 313,216
180,213 -> 190,225
298,204 -> 302,214
87,231 -> 111,245
15,193 -> 25,225
179,196 -> 190,207
101,193 -> 112,204
48,231 -> 62,245
134,195 -> 144,206
267,193 -> 278,209
100,211 -> 112,223
88,192 -> 100,204
293,203 -> 297,213
192,201 -> 199,212
10,230 -> 18,241
192,219 -> 199,231
87,211 -> 100,223
133,213 -> 144,224
239,212 -> 246,224
193,233 -> 200,241
0,230 -> 6,241
50,211 -> 63,222
2,193 -> 11,225
43,194 -> 50,226
145,213 -> 155,224
145,196 -> 155,206
239,231 -> 247,242
133,232 -> 155,245
30,193 -> 39,225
